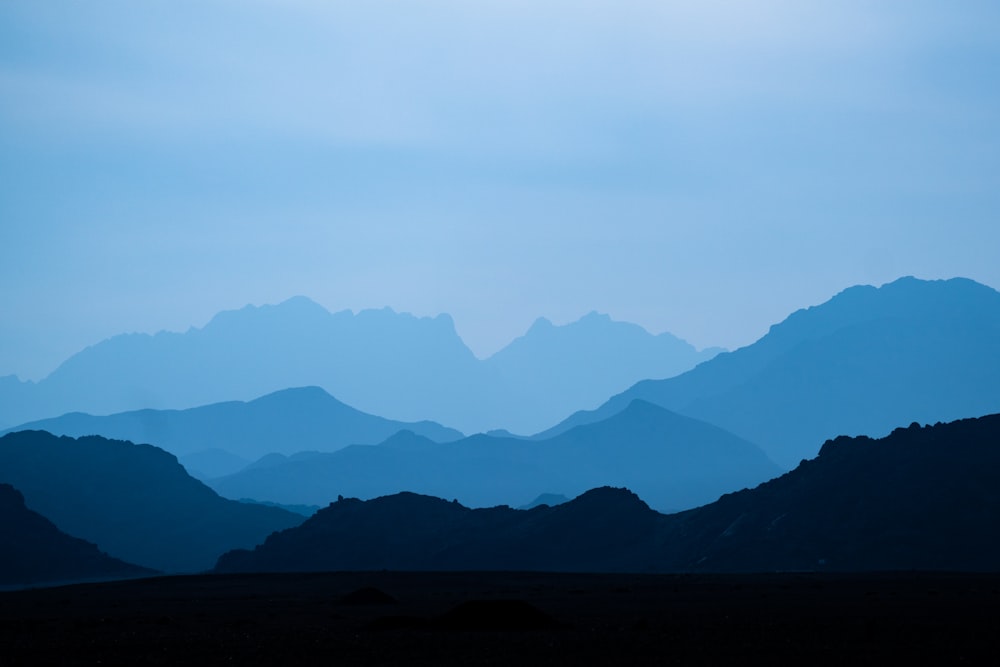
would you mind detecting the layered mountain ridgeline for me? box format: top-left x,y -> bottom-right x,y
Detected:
0,300 -> 716,435
538,277 -> 1000,468
216,413 -> 1000,574
6,387 -> 464,479
208,400 -> 782,513
482,312 -> 721,433
0,483 -> 152,587
0,431 -> 304,573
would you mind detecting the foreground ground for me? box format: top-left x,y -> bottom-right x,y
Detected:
2,571 -> 999,665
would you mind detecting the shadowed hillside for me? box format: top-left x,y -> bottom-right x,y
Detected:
662,414 -> 1000,571
0,483 -> 152,586
0,431 -> 304,572
538,277 -> 1000,468
216,487 -> 665,573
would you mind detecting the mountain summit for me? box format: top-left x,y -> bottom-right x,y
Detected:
537,277 -> 1000,467
485,311 -> 720,430
6,386 -> 464,477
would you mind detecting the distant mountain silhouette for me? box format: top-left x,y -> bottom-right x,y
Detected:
209,400 -> 781,512
236,499 -> 320,517
0,431 -> 304,572
215,413 -> 1000,573
4,387 -> 464,477
0,299 -> 717,435
537,277 -> 1000,468
0,483 -> 152,586
482,312 -> 721,432
519,493 -> 570,509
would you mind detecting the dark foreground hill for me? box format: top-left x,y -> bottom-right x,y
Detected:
217,487 -> 664,573
0,431 -> 304,573
661,414 -> 1000,571
5,386 -> 464,478
539,277 -> 1000,468
216,413 -> 1000,574
0,483 -> 151,586
209,400 -> 781,512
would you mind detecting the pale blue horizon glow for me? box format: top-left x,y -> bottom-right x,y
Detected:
2,1 -> 999,380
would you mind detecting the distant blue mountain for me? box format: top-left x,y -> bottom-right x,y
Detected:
215,412 -> 1000,574
535,277 -> 1000,468
483,312 -> 721,432
208,400 -> 781,512
519,493 -> 570,509
4,387 -> 464,477
0,299 -> 495,432
0,430 -> 304,572
0,299 -> 717,435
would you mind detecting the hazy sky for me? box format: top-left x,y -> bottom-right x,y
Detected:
2,1 -> 999,381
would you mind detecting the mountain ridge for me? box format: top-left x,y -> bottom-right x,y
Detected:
2,386 -> 464,477
207,398 -> 781,512
0,299 -> 715,435
534,276 -> 1000,467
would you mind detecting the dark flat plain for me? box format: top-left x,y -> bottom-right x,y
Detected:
2,571 -> 998,666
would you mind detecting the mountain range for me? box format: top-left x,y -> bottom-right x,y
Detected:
206,399 -> 782,512
0,431 -> 304,572
0,302 -> 717,435
5,387 -> 464,479
537,277 -> 1000,468
216,412 -> 1000,574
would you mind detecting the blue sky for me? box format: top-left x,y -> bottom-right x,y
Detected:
2,1 -> 999,380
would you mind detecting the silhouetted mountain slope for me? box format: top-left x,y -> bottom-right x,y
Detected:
5,387 -> 463,475
216,414 -> 1000,573
209,401 -> 781,512
0,299 -> 716,435
0,483 -> 152,586
0,431 -> 304,572
537,277 -> 1000,468
215,487 -> 664,573
662,413 -> 1000,571
483,312 -> 720,431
